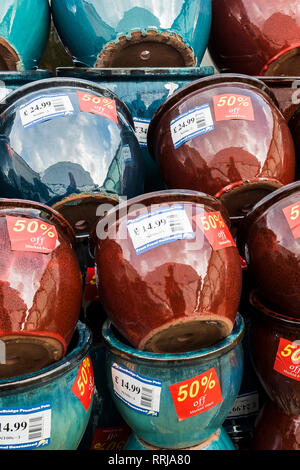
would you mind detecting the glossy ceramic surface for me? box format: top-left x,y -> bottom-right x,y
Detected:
0,70 -> 53,102
147,74 -> 295,218
0,322 -> 94,450
0,199 -> 83,379
51,0 -> 211,68
102,314 -> 244,449
91,190 -> 242,353
259,77 -> 300,123
209,0 -> 300,76
0,0 -> 50,70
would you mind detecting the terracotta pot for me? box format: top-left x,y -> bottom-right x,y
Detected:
248,290 -> 300,416
0,198 -> 83,379
208,0 -> 300,76
90,190 -> 242,353
239,181 -> 300,317
147,74 -> 295,219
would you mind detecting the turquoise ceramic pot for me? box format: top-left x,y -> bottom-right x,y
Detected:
0,70 -> 53,102
0,322 -> 94,450
102,315 -> 244,449
51,0 -> 211,68
0,0 -> 50,70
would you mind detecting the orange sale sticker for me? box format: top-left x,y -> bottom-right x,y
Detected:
71,356 -> 95,411
6,216 -> 58,254
84,267 -> 99,302
77,91 -> 118,124
283,201 -> 300,239
90,425 -> 131,451
169,367 -> 223,421
273,338 -> 300,381
193,211 -> 236,251
213,94 -> 254,121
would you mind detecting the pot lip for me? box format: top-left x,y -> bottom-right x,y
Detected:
0,198 -> 77,248
0,76 -> 134,127
101,314 -> 244,363
0,69 -> 52,79
0,322 -> 92,392
249,289 -> 300,327
147,73 -> 280,158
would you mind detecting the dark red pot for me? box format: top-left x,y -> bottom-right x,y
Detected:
0,199 -> 83,379
209,0 -> 300,76
248,290 -> 300,416
147,74 -> 295,219
90,190 -> 242,353
259,77 -> 300,122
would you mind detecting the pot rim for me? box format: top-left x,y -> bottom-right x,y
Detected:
249,289 -> 300,327
0,69 -> 52,79
147,73 -> 280,158
0,322 -> 92,392
101,313 -> 244,364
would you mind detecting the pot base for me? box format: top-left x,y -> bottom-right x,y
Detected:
128,429 -> 222,450
263,46 -> 300,77
0,38 -> 20,71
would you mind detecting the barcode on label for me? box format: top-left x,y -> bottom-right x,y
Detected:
20,94 -> 74,128
140,387 -> 153,409
28,416 -> 43,441
170,104 -> 214,149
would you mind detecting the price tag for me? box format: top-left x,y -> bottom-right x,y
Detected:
90,425 -> 131,450
77,91 -> 118,124
84,267 -> 99,302
170,104 -> 214,149
6,216 -> 59,254
283,201 -> 300,239
169,367 -> 223,421
213,94 -> 254,121
133,118 -> 150,147
111,363 -> 162,417
227,392 -> 259,418
71,356 -> 95,411
127,204 -> 195,255
193,211 -> 236,251
19,94 -> 74,128
273,338 -> 300,381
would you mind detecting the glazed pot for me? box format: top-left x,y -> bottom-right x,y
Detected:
51,0 -> 211,68
248,290 -> 300,416
0,0 -> 50,71
0,70 -> 53,103
239,181 -> 300,318
0,198 -> 83,379
208,0 -> 300,77
252,401 -> 300,451
0,77 -> 144,237
258,76 -> 300,123
0,322 -> 94,450
101,314 -> 244,449
90,190 -> 242,353
147,74 -> 295,219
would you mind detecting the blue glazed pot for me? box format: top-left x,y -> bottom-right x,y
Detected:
51,0 -> 211,68
0,0 -> 50,71
102,314 -> 244,449
0,322 -> 94,450
0,70 -> 53,102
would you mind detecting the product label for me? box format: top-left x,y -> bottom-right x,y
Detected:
273,338 -> 300,381
213,94 -> 254,121
71,356 -> 95,411
170,104 -> 214,149
77,91 -> 118,124
84,267 -> 99,302
227,392 -> 259,418
169,367 -> 223,421
19,94 -> 74,128
127,204 -> 195,255
90,425 -> 131,450
193,211 -> 236,251
283,201 -> 300,239
6,216 -> 59,254
111,363 -> 162,417
133,118 -> 150,147
0,403 -> 51,449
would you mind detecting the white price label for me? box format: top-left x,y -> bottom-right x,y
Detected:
127,204 -> 195,255
227,392 -> 259,418
170,104 -> 214,149
133,118 -> 150,147
19,94 -> 74,128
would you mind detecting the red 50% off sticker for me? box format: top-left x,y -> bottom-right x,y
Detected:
77,91 -> 118,124
71,356 -> 95,411
6,216 -> 58,254
273,338 -> 300,381
169,368 -> 223,421
283,202 -> 300,239
193,211 -> 236,251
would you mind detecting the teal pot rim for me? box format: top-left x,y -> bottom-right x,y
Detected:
0,69 -> 52,81
102,314 -> 244,364
0,322 -> 92,393
147,73 -> 280,159
0,77 -> 134,127
249,289 -> 300,328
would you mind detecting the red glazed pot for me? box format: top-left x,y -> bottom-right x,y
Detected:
208,0 -> 300,76
147,74 -> 295,219
239,181 -> 300,318
248,290 -> 300,416
0,199 -> 83,379
90,190 -> 242,353
258,76 -> 300,123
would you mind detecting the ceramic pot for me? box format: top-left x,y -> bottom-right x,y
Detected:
0,198 -> 83,379
0,322 -> 94,450
248,290 -> 300,416
0,0 -> 50,71
0,70 -> 52,103
252,401 -> 300,450
147,74 -> 295,218
208,0 -> 300,76
239,181 -> 300,318
259,77 -> 300,123
90,190 -> 242,353
101,314 -> 244,449
51,0 -> 211,68
0,77 -> 144,237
